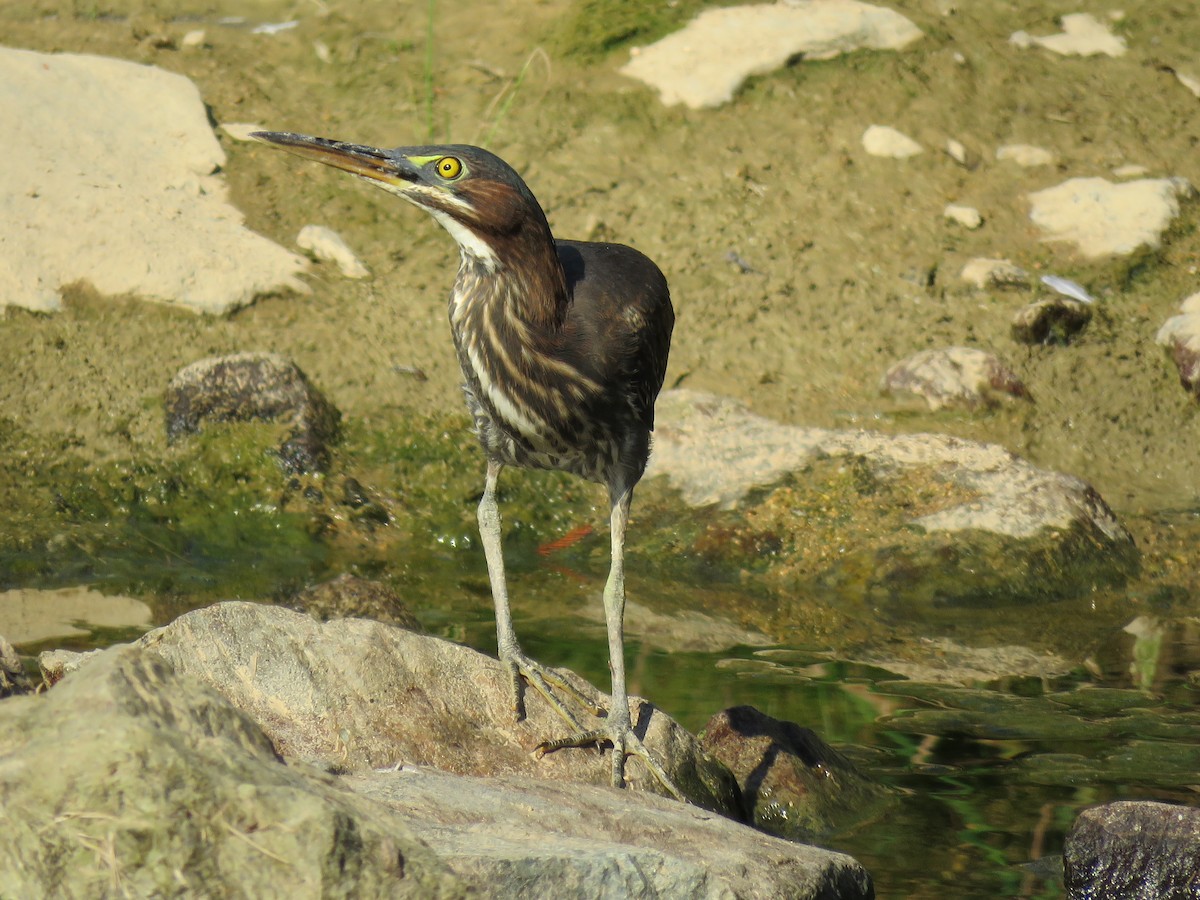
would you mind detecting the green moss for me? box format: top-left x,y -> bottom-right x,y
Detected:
548,0 -> 721,61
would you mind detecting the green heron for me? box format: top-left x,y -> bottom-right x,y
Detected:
252,131 -> 677,795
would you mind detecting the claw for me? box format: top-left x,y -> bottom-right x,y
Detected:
502,650 -> 603,733
536,720 -> 685,802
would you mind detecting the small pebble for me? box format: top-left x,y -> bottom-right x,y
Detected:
862,125 -> 923,159
881,346 -> 1031,411
1113,164 -> 1149,178
960,258 -> 1030,290
944,204 -> 983,229
181,29 -> 206,48
945,139 -> 968,166
297,225 -> 370,279
219,122 -> 268,142
996,144 -> 1055,167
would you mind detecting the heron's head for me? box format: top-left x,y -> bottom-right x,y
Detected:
252,131 -> 550,270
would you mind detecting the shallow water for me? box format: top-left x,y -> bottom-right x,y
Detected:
10,526 -> 1199,900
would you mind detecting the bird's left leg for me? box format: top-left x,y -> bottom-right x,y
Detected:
537,486 -> 684,800
478,459 -> 597,730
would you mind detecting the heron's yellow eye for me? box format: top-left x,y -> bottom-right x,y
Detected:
436,156 -> 463,179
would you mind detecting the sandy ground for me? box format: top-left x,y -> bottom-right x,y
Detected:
0,0 -> 1197,556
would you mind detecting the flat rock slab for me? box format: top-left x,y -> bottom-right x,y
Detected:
1027,176 -> 1195,258
620,0 -> 922,108
0,45 -> 306,313
22,610 -> 874,898
348,766 -> 874,899
648,389 -> 1124,541
646,390 -> 1134,607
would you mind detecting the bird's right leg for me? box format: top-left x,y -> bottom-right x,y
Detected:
477,459 -> 599,730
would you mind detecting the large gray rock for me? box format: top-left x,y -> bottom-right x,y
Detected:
647,391 -> 1136,608
347,766 -> 874,899
19,606 -> 875,898
137,602 -> 740,812
0,46 -> 306,313
0,646 -> 462,898
1064,801 -> 1200,899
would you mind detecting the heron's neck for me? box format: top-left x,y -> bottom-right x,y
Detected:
449,216 -> 567,331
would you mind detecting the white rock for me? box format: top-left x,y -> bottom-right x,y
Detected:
297,225 -> 371,279
862,124 -> 924,158
181,29 -> 206,48
881,346 -> 1030,412
1181,291 -> 1200,315
1113,164 -> 1149,178
620,0 -> 923,109
1177,69 -> 1200,98
1010,13 -> 1127,57
0,47 -> 307,313
1028,176 -> 1195,258
996,143 -> 1055,167
220,122 -> 269,142
945,138 -> 967,165
944,204 -> 983,229
960,258 -> 1029,289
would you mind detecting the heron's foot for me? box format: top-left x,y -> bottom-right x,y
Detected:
536,722 -> 686,802
501,649 -> 605,732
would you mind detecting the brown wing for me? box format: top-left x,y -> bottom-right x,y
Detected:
555,240 -> 674,432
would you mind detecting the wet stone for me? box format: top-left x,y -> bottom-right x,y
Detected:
1012,297 -> 1093,345
1064,801 -> 1200,899
164,351 -> 341,473
881,346 -> 1031,411
699,705 -> 894,842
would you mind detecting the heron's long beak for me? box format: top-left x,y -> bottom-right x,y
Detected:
251,131 -> 420,188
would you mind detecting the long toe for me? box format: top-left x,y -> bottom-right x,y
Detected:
536,723 -> 685,802
502,650 -> 604,732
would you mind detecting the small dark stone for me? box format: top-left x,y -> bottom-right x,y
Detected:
1064,800 -> 1200,899
341,477 -> 391,525
699,705 -> 893,842
291,574 -> 422,631
1012,297 -> 1093,345
164,352 -> 340,473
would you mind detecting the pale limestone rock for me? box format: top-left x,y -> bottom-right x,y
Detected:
944,204 -> 983,229
960,257 -> 1030,289
297,224 -> 371,278
997,143 -> 1056,167
0,46 -> 307,313
862,124 -> 923,158
620,0 -> 922,109
1028,176 -> 1195,258
220,121 -> 269,142
1010,13 -> 1127,58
